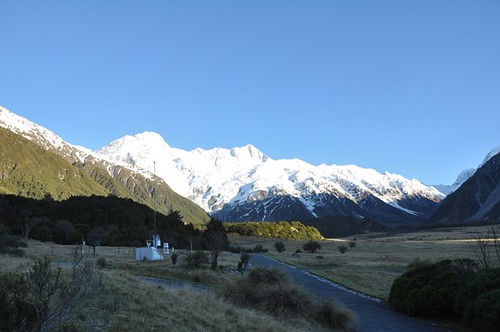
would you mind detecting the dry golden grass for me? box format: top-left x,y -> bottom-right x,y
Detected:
229,225 -> 500,300
1,240 -> 342,331
69,270 -> 319,332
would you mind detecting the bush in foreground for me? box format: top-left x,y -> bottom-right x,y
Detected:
220,266 -> 357,331
455,267 -> 500,332
388,259 -> 475,317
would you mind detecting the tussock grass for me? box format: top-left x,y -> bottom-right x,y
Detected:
220,266 -> 358,331
1,240 -> 342,331
69,271 -> 318,332
316,299 -> 358,332
230,225 -> 499,300
247,266 -> 290,286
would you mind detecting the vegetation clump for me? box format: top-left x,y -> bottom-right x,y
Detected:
302,241 -> 322,253
388,259 -> 477,317
225,221 -> 323,240
220,266 -> 357,331
0,254 -> 101,331
455,267 -> 500,332
183,250 -> 210,269
337,244 -> 348,254
202,218 -> 230,269
274,240 -> 286,252
0,223 -> 25,256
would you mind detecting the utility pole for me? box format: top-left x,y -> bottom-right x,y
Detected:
153,161 -> 157,233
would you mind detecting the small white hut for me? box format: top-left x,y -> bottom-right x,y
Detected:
135,234 -> 164,261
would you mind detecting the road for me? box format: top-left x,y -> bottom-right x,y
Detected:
250,254 -> 459,332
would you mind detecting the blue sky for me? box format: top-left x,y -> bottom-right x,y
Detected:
1,1 -> 499,185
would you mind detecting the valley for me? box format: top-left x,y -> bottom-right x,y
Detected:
1,225 -> 494,331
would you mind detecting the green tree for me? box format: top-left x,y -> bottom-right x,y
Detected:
274,240 -> 286,253
303,241 -> 322,253
202,218 -> 229,269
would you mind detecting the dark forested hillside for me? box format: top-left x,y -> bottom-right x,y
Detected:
0,194 -> 202,248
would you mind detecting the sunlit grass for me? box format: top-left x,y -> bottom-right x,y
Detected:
230,225 -> 500,300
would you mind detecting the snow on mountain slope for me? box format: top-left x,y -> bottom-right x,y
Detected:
0,106 -> 89,162
0,106 -> 149,178
97,131 -> 444,221
432,146 -> 500,196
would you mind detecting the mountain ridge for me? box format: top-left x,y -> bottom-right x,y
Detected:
97,130 -> 445,226
0,106 -> 209,226
428,151 -> 500,224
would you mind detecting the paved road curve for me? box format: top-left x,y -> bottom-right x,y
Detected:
251,254 -> 458,332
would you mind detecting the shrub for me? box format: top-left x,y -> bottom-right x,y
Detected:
316,299 -> 358,332
260,285 -> 314,317
229,245 -> 244,253
171,252 -> 178,265
348,241 -> 356,249
219,266 -> 358,329
240,252 -> 251,270
0,223 -> 24,256
183,250 -> 210,269
303,241 -> 322,253
338,245 -> 348,254
96,257 -> 107,269
406,258 -> 432,271
32,225 -> 53,242
0,255 -> 101,331
389,259 -> 468,317
247,267 -> 290,287
274,241 -> 286,253
0,271 -> 37,331
253,244 -> 267,253
455,267 -> 500,331
219,279 -> 261,308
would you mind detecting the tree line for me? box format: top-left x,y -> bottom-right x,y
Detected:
0,194 -> 202,248
225,221 -> 323,240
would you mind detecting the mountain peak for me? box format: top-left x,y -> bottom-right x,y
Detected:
230,144 -> 269,162
480,146 -> 500,168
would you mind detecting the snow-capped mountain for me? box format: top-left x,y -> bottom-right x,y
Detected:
0,106 -> 90,163
428,150 -> 500,224
0,106 -> 209,225
97,131 -> 445,226
432,146 -> 500,195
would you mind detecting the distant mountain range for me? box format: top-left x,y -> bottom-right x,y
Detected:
1,105 -> 498,229
97,133 -> 444,227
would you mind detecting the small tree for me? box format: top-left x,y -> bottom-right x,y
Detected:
202,218 -> 229,269
348,241 -> 356,249
302,241 -> 322,253
470,232 -> 490,268
338,245 -> 348,255
240,252 -> 251,270
274,241 -> 286,253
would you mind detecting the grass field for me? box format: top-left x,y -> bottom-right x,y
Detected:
229,225 -> 500,300
0,240 -> 346,331
2,225 -> 498,330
